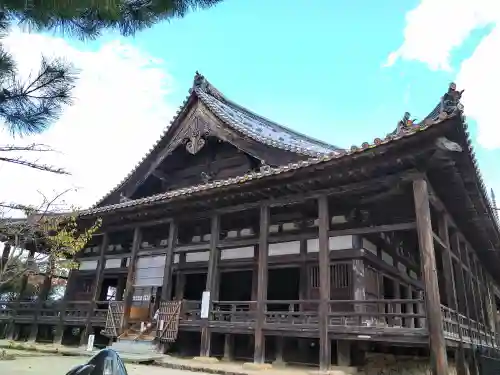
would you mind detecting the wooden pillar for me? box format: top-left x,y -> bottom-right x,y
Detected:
116,276 -> 126,301
298,240 -> 308,303
200,215 -> 220,358
463,244 -> 480,343
412,178 -> 448,375
54,269 -> 77,344
318,195 -> 331,372
471,257 -> 487,344
0,243 -> 11,272
161,221 -> 177,302
337,340 -> 351,367
439,216 -> 467,375
484,276 -> 496,334
393,280 -> 402,327
417,290 -> 427,329
6,249 -> 35,340
81,233 -> 108,345
454,235 -> 475,343
121,227 -> 142,331
352,259 -> 366,324
29,256 -> 55,342
175,253 -> 186,300
406,286 -> 415,328
223,334 -> 235,362
253,205 -> 269,364
273,336 -> 285,366
251,253 -> 259,301
18,250 -> 36,300
438,215 -> 456,309
478,267 -> 495,346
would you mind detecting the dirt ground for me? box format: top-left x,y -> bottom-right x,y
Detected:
0,355 -> 209,375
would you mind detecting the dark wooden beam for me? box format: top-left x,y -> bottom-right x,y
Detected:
470,255 -> 488,334
161,221 -> 177,301
438,215 -> 467,375
329,222 -> 416,237
82,233 -> 108,344
54,269 -> 77,344
412,178 -> 448,375
121,227 -> 142,331
92,169 -> 421,223
318,195 -> 331,372
477,262 -> 495,347
200,214 -> 220,358
253,205 -> 269,364
0,243 -> 11,272
453,234 -> 475,345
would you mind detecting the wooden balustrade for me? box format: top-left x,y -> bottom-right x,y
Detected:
0,301 -> 15,320
212,301 -> 257,323
264,300 -> 319,326
4,296 -> 500,349
179,299 -> 427,331
440,305 -> 499,348
181,300 -> 202,321
328,299 -> 425,329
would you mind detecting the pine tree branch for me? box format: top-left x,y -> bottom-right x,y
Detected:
0,56 -> 78,137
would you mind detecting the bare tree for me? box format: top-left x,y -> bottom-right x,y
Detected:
0,190 -> 101,300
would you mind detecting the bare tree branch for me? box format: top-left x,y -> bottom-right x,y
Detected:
0,143 -> 57,152
0,190 -> 101,299
0,155 -> 69,174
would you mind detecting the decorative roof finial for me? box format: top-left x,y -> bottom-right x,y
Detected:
439,82 -> 464,117
192,71 -> 224,99
193,71 -> 207,90
390,111 -> 418,136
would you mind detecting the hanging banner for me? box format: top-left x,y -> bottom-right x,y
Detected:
86,334 -> 95,352
200,291 -> 211,319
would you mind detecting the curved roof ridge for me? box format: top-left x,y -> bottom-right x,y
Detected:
193,72 -> 341,156
84,81 -> 468,216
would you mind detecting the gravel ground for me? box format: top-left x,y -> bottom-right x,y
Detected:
0,355 -> 209,375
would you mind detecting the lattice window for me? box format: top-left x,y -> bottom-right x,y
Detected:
331,263 -> 351,289
309,263 -> 352,289
309,265 -> 319,288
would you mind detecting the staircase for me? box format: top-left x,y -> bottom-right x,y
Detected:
111,337 -> 158,356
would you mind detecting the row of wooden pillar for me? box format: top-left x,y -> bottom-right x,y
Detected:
416,177 -> 499,375
71,176 -> 492,375
78,177 -> 448,373
1,245 -> 56,342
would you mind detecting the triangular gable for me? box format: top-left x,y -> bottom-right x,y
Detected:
95,72 -> 341,207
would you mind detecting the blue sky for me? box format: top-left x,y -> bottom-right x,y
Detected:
2,0 -> 499,210
122,0 -> 500,196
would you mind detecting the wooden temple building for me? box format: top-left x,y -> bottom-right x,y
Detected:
1,74 -> 500,375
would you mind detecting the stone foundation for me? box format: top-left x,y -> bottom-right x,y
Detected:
361,353 -> 459,375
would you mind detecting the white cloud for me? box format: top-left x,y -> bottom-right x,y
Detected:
0,29 -> 175,214
385,0 -> 500,149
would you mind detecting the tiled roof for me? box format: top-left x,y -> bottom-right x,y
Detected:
81,83 -> 465,217
93,72 -> 340,208
192,73 -> 341,157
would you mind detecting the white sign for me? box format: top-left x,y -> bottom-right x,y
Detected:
200,291 -> 211,319
86,334 -> 95,352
